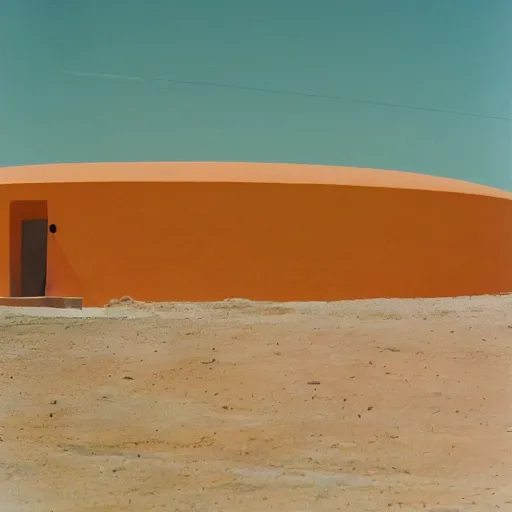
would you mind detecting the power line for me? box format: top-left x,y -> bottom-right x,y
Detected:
66,70 -> 511,122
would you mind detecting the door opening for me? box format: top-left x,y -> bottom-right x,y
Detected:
9,201 -> 49,297
21,219 -> 48,297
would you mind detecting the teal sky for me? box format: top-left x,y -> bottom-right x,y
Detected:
1,0 -> 511,190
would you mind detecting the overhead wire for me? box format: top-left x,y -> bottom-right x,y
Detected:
66,70 -> 512,122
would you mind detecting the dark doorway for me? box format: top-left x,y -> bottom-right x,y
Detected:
21,219 -> 48,297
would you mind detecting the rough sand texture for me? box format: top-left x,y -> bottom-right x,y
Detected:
0,296 -> 511,511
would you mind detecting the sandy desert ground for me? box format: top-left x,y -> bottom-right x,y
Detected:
0,295 -> 511,512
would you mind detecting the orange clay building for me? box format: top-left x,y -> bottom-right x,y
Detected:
0,161 -> 511,307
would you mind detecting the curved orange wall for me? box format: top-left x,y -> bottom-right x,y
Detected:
0,174 -> 511,306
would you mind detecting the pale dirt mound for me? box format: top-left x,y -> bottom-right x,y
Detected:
2,295 -> 510,511
106,296 -> 295,316
105,295 -> 141,308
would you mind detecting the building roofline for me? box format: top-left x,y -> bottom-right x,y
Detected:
0,161 -> 510,199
